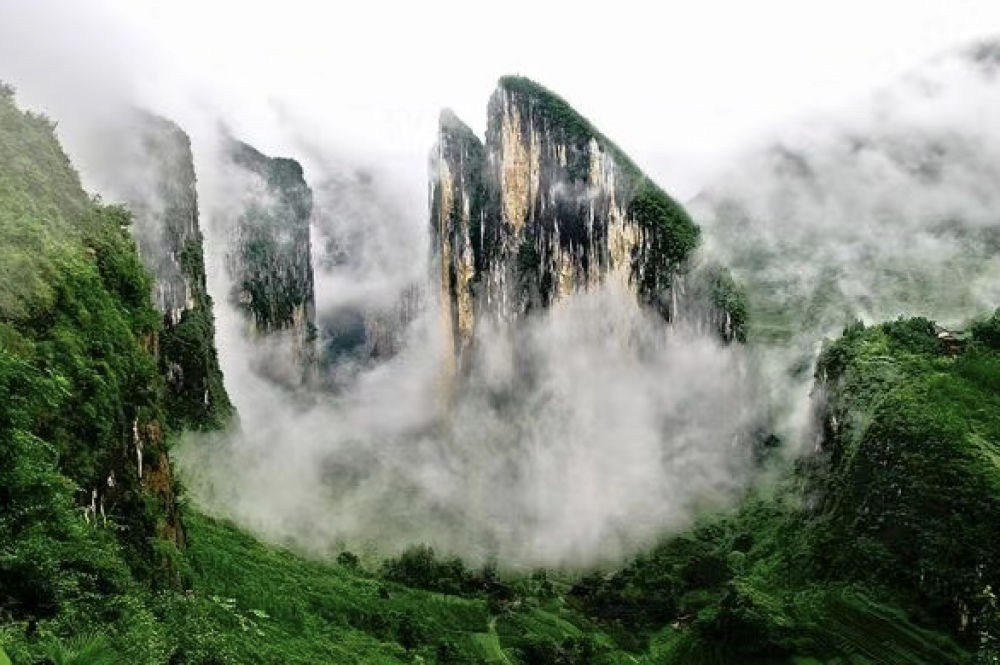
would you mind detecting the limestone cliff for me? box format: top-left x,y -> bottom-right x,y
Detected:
431,76 -> 740,364
431,110 -> 485,370
224,138 -> 316,369
359,285 -> 423,358
122,111 -> 234,431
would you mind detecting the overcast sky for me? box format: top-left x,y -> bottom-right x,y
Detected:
2,0 -> 1000,197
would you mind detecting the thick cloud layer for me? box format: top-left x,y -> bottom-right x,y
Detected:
686,43 -> 1000,455
693,43 -> 1000,342
178,279 -> 755,567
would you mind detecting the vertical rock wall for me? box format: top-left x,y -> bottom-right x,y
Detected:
430,76 -> 739,368
124,111 -> 234,431
224,138 -> 317,374
430,110 -> 485,373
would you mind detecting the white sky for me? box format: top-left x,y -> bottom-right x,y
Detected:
3,0 -> 1000,196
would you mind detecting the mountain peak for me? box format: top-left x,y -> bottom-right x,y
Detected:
431,77 -> 736,376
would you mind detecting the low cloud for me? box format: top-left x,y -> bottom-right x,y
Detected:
178,277 -> 756,568
693,44 -> 1000,340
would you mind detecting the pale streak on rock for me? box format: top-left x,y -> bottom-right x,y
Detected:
498,90 -> 540,234
455,190 -> 476,354
436,156 -> 457,375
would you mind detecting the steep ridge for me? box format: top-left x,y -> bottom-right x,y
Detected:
432,109 -> 485,368
221,137 -> 317,380
118,111 -> 233,431
813,316 -> 1000,636
431,77 -> 744,371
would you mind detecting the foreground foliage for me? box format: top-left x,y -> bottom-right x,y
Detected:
0,86 -> 179,626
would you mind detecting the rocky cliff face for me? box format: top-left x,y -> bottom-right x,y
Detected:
122,111 -> 233,431
431,110 -> 485,369
431,77 -> 740,367
224,138 -> 316,371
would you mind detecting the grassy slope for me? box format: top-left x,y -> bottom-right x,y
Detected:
175,500 -> 978,665
575,493 -> 969,665
173,512 -> 490,664
177,512 -> 646,665
2,509 -> 642,664
2,498 -> 971,665
813,316 -> 1000,633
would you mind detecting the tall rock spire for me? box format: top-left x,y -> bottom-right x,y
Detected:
431,109 -> 486,372
430,76 -> 741,369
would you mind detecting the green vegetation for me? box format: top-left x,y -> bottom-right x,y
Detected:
227,139 -> 315,335
704,264 -> 749,343
574,487 -> 971,664
567,313 -> 1000,664
41,635 -> 118,665
0,83 -> 87,319
0,85 -> 183,657
159,270 -> 233,432
0,88 -> 179,596
495,76 -> 701,300
1,510 -> 630,664
813,316 -> 1000,635
628,181 -> 701,303
9,306 -> 997,663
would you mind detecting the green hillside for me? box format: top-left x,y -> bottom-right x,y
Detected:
574,314 -> 1000,664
